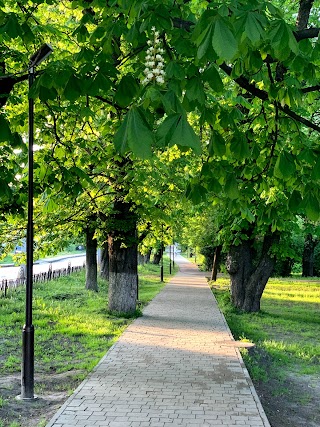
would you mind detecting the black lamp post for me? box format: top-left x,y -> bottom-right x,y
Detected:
21,43 -> 53,400
160,224 -> 164,282
172,235 -> 175,268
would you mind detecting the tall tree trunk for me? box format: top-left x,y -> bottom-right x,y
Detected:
145,249 -> 152,264
226,232 -> 279,312
138,252 -> 145,265
153,248 -> 162,265
108,200 -> 138,314
100,241 -> 109,281
211,245 -> 222,281
226,240 -> 253,309
242,234 -> 279,312
86,226 -> 98,291
302,233 -> 318,277
277,258 -> 293,277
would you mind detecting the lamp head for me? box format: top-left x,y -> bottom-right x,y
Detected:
29,43 -> 53,68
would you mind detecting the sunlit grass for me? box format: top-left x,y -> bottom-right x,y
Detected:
0,258 -> 176,378
211,276 -> 320,383
263,278 -> 320,304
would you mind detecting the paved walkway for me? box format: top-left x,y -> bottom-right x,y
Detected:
46,256 -> 270,427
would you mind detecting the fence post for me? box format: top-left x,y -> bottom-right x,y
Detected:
48,263 -> 52,280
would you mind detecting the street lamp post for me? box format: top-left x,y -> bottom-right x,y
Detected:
160,224 -> 164,282
172,235 -> 175,268
21,44 -> 53,400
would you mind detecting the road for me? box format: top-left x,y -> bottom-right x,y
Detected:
0,254 -> 86,282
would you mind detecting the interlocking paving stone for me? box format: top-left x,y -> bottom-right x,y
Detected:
46,256 -> 270,427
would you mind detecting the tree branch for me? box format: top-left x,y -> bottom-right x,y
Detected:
172,17 -> 195,32
302,85 -> 320,93
279,105 -> 320,132
0,73 -> 28,108
219,63 -> 268,100
294,27 -> 320,40
296,0 -> 315,31
219,62 -> 320,133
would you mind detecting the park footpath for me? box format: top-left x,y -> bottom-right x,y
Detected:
46,255 -> 270,427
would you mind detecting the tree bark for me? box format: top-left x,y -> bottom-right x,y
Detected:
144,249 -> 152,264
302,233 -> 318,277
226,232 -> 279,312
138,252 -> 145,265
226,240 -> 253,309
296,0 -> 314,30
108,200 -> 138,314
211,245 -> 222,281
242,234 -> 279,312
153,248 -> 162,265
85,226 -> 98,291
100,241 -> 109,281
277,258 -> 294,277
0,73 -> 28,108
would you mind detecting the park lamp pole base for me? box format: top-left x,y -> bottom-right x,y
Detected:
20,324 -> 38,400
16,394 -> 38,401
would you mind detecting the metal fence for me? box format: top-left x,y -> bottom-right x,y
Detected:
0,262 -> 85,297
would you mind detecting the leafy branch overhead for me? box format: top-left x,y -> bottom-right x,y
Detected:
1,0 -> 320,224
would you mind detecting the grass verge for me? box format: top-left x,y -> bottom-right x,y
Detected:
211,275 -> 320,427
0,258 -> 177,427
0,254 -> 14,265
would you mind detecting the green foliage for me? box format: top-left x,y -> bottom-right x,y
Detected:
202,64 -> 223,93
114,107 -> 154,159
114,75 -> 139,108
209,131 -> 226,157
156,114 -> 201,154
212,17 -> 238,61
0,116 -> 12,142
0,0 -> 320,299
274,151 -> 296,180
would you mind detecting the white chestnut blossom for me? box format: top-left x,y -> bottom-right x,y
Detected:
142,27 -> 166,85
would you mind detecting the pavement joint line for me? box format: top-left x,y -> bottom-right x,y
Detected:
45,255 -> 270,427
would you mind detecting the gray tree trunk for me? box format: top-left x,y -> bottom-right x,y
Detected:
226,240 -> 253,309
144,249 -> 152,264
108,200 -> 138,314
100,241 -> 109,281
138,252 -> 145,265
242,233 -> 279,312
153,248 -> 162,265
226,232 -> 279,312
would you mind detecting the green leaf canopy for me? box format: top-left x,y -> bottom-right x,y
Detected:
114,107 -> 154,159
156,114 -> 201,155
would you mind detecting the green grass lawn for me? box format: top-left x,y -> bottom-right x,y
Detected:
211,276 -> 320,381
0,258 -> 177,427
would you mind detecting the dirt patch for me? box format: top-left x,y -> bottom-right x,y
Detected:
254,372 -> 320,427
243,346 -> 320,427
0,371 -> 84,427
